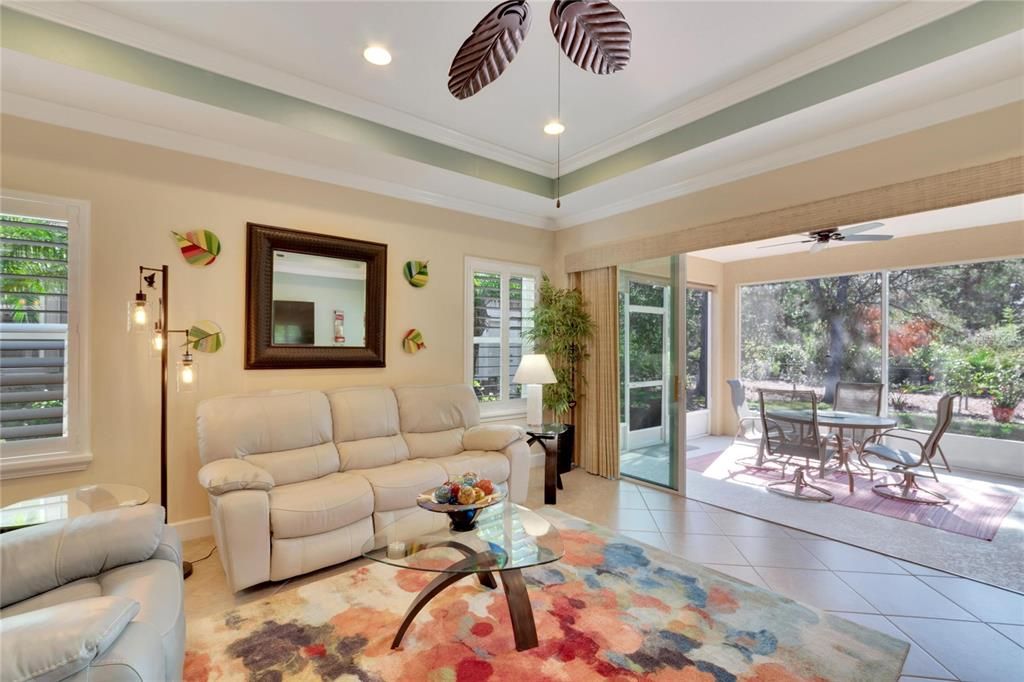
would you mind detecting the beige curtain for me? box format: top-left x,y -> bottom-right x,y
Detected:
570,267 -> 620,479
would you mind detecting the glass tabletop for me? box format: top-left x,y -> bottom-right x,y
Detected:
766,408 -> 897,428
0,483 -> 150,531
526,423 -> 568,437
362,502 -> 563,574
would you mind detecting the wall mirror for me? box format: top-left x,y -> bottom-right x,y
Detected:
246,223 -> 386,368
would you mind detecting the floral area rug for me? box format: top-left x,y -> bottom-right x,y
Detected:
184,509 -> 908,681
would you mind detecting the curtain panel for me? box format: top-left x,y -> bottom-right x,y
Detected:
570,267 -> 620,479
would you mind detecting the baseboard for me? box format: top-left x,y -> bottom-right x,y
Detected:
170,515 -> 212,542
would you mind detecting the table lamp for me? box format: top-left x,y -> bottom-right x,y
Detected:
513,354 -> 557,427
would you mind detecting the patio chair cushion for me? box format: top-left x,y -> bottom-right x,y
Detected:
863,443 -> 919,467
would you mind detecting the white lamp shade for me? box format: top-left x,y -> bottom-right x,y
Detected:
513,354 -> 556,385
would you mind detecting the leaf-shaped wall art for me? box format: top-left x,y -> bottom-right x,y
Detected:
403,260 -> 430,288
550,0 -> 631,75
402,328 -> 426,354
448,0 -> 532,99
171,229 -> 221,266
187,320 -> 224,354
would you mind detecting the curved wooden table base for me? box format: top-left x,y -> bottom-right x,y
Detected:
390,547 -> 538,651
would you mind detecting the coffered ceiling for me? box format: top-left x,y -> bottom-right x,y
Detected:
2,1 -> 1021,229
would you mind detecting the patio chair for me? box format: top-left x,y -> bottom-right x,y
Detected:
758,389 -> 850,502
727,379 -> 761,441
832,381 -> 885,451
858,394 -> 955,505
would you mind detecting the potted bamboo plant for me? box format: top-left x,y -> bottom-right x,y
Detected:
525,276 -> 595,473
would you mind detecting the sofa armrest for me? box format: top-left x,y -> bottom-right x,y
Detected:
500,439 -> 531,504
0,596 -> 140,682
463,424 -> 526,452
150,525 -> 183,567
198,459 -> 274,496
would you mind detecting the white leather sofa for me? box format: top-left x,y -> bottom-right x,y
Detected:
0,504 -> 185,681
196,384 -> 530,592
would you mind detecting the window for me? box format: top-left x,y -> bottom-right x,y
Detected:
465,257 -> 539,416
739,258 -> 1023,443
0,191 -> 90,477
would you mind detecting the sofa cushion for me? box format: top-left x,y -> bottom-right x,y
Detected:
244,442 -> 340,486
337,435 -> 410,471
403,428 -> 465,459
0,505 -> 164,609
349,460 -> 447,512
197,390 -> 333,464
326,386 -> 402,442
434,451 -> 511,485
394,384 -> 480,433
269,473 -> 373,540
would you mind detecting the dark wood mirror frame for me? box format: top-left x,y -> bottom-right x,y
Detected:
245,222 -> 387,369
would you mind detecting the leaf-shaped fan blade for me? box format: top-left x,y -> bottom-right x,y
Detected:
403,260 -> 430,288
809,240 -> 829,254
550,0 -> 631,74
448,0 -> 532,100
757,240 -> 813,249
171,229 -> 221,266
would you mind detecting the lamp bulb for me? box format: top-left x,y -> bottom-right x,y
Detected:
133,305 -> 148,325
180,365 -> 194,384
152,334 -> 165,352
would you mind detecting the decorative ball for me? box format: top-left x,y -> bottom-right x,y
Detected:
478,479 -> 494,495
457,487 -> 476,505
433,484 -> 453,504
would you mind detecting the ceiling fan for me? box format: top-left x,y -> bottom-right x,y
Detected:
759,222 -> 894,254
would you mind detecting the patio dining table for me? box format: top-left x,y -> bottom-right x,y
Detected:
761,409 -> 897,468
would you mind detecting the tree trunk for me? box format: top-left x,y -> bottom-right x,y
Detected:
822,278 -> 849,405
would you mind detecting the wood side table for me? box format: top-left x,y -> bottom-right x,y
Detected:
526,424 -> 568,505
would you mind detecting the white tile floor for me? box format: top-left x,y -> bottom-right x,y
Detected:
529,468 -> 1024,682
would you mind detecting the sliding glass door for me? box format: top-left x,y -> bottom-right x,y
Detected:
619,258 -> 684,489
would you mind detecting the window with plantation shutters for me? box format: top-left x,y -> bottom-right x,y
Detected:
465,257 -> 539,416
0,192 -> 90,478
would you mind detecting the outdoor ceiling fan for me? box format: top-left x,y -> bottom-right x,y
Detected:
759,222 -> 894,254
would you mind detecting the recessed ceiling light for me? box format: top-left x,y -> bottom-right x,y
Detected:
544,121 -> 565,136
363,46 -> 392,66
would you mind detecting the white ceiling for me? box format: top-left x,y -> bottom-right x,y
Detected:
692,195 -> 1024,262
88,0 -> 899,167
3,1 -> 1019,230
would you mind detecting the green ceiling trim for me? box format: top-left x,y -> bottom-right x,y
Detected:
0,7 -> 555,198
2,2 -> 1020,200
559,1 -> 1024,194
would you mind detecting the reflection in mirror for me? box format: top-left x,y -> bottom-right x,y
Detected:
271,251 -> 367,347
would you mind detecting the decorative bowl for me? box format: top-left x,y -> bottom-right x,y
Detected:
416,489 -> 506,531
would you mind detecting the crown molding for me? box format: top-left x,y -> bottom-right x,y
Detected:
4,0 -> 557,178
558,1 -> 974,174
0,92 -> 557,230
554,77 -> 1022,229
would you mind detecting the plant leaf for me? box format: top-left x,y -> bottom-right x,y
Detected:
188,320 -> 224,353
550,0 -> 631,75
403,260 -> 430,288
448,0 -> 532,100
171,229 -> 221,266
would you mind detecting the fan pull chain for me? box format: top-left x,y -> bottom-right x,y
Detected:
556,44 -> 561,209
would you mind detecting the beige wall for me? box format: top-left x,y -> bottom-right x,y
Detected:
0,116 -> 556,522
716,222 -> 1024,434
552,102 -> 1024,277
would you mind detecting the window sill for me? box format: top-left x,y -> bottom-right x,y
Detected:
0,450 -> 93,480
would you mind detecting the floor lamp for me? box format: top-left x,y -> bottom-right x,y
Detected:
129,265 -> 205,579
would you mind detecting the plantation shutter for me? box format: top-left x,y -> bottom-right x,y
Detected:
0,213 -> 69,442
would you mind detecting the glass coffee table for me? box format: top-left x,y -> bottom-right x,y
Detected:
362,501 -> 563,651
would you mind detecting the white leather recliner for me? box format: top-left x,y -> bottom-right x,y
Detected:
196,384 -> 530,592
0,504 -> 185,681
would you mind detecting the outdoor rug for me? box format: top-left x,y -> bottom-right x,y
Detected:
183,509 -> 908,681
688,449 -> 1018,541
